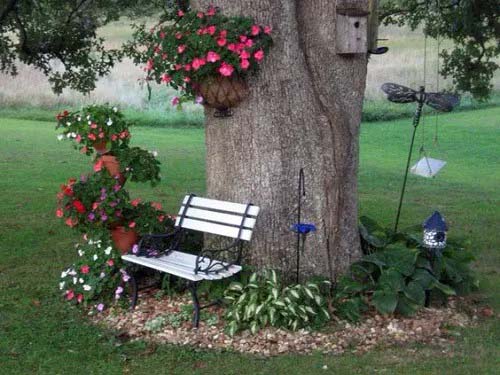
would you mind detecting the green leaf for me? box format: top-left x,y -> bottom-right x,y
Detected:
289,289 -> 300,299
271,288 -> 279,300
228,282 -> 243,292
303,287 -> 314,299
412,268 -> 436,289
372,290 -> 398,315
432,281 -> 457,296
249,272 -> 258,283
378,268 -> 405,292
404,281 -> 426,305
314,295 -> 322,306
250,321 -> 259,335
270,270 -> 278,284
396,295 -> 419,316
305,306 -> 317,315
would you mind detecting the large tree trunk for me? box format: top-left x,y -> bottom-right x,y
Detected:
192,0 -> 368,281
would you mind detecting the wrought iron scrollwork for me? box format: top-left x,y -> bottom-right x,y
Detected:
136,229 -> 183,258
194,240 -> 243,275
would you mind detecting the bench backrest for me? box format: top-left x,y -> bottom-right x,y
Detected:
174,195 -> 260,241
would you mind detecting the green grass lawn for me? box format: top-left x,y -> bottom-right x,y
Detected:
0,108 -> 499,374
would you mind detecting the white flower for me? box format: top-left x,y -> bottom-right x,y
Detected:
150,150 -> 158,157
106,118 -> 113,126
77,116 -> 82,121
73,277 -> 77,284
66,121 -> 71,126
79,278 -> 84,284
89,239 -> 94,245
61,271 -> 68,278
83,285 -> 92,291
99,272 -> 106,278
86,115 -> 91,120
78,249 -> 85,257
88,120 -> 92,125
93,254 -> 98,261
57,135 -> 64,141
59,281 -> 65,290
68,269 -> 77,276
113,106 -> 118,112
104,246 -> 112,255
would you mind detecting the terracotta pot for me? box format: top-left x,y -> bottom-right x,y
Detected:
111,226 -> 139,254
100,155 -> 126,185
93,140 -> 108,154
199,76 -> 249,110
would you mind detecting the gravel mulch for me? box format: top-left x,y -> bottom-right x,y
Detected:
91,290 -> 481,356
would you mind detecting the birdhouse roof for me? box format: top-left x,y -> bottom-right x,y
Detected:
423,211 -> 448,231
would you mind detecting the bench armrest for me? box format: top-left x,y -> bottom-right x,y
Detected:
195,239 -> 243,274
135,228 -> 183,258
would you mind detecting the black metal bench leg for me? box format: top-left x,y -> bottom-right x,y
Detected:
189,281 -> 201,328
128,272 -> 138,310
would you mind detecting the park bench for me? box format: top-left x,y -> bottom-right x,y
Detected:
122,194 -> 260,327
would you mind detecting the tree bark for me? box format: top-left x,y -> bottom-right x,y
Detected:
192,0 -> 368,281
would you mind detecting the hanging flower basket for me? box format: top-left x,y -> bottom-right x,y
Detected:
199,76 -> 249,111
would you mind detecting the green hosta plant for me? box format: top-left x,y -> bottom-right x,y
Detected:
224,270 -> 330,336
336,218 -> 477,321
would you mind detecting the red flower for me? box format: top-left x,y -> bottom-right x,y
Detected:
240,50 -> 250,59
131,198 -> 141,207
219,30 -> 227,38
206,51 -> 220,63
129,221 -> 136,228
62,185 -> 73,196
227,43 -> 237,52
56,208 -> 64,218
92,202 -> 99,210
63,110 -> 69,117
159,31 -> 165,39
107,259 -> 114,267
216,38 -> 227,47
161,73 -> 172,83
151,202 -> 162,210
145,59 -> 154,71
80,146 -> 88,154
218,62 -> 234,77
240,59 -> 250,70
111,134 -> 118,141
72,200 -> 86,214
254,49 -> 265,61
65,217 -> 77,227
76,294 -> 84,304
245,39 -> 253,48
93,159 -> 104,172
80,265 -> 90,274
88,133 -> 96,141
158,215 -> 165,222
75,134 -> 82,143
239,35 -> 248,43
251,25 -> 260,36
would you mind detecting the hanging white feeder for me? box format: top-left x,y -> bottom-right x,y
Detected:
410,156 -> 446,178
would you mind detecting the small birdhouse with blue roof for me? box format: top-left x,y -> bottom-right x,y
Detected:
423,211 -> 448,249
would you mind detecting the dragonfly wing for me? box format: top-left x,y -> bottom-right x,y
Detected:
425,93 -> 460,112
381,83 -> 417,103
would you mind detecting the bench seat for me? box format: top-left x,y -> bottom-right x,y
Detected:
122,250 -> 242,282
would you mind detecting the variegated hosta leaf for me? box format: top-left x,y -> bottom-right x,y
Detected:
250,321 -> 259,335
271,288 -> 279,299
289,289 -> 301,299
249,272 -> 258,283
303,287 -> 314,299
237,293 -> 247,304
228,282 -> 243,292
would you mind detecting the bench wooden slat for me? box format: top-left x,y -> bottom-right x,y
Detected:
181,196 -> 260,217
176,217 -> 254,240
122,251 -> 242,282
176,206 -> 257,228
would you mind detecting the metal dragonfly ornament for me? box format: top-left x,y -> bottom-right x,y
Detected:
381,83 -> 460,232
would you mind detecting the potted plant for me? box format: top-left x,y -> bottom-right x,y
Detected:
56,104 -> 131,155
126,5 -> 272,111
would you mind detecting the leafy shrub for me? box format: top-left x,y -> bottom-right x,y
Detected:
224,270 -> 330,336
336,218 -> 478,321
116,147 -> 161,186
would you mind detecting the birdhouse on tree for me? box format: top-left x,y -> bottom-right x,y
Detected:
423,211 -> 448,249
335,0 -> 379,54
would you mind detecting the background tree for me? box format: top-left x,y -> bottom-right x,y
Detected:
380,0 -> 499,100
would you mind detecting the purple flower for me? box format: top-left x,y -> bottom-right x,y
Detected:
97,303 -> 105,312
109,201 -> 117,207
116,286 -> 124,294
100,193 -> 107,201
132,244 -> 139,254
101,214 -> 108,222
113,184 -> 121,192
195,95 -> 204,104
87,213 -> 95,221
100,188 -> 107,194
80,175 -> 88,182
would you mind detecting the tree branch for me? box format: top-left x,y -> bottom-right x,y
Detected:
0,0 -> 18,25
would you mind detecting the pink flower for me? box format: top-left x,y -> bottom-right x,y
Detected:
75,134 -> 82,143
98,132 -> 104,139
239,35 -> 248,43
206,6 -> 216,16
216,38 -> 227,47
175,32 -> 182,39
177,44 -> 186,54
227,43 -> 237,52
218,62 -> 234,77
183,77 -> 191,83
174,64 -> 182,70
56,208 -> 63,218
159,31 -> 165,39
171,96 -> 180,106
161,73 -> 171,83
192,57 -> 206,70
129,221 -> 136,228
65,290 -> 74,301
80,265 -> 90,274
254,49 -> 265,61
107,259 -> 114,267
240,59 -> 250,70
77,294 -> 83,304
145,59 -> 154,71
93,159 -> 104,172
88,133 -> 96,141
97,303 -> 105,312
90,123 -> 97,129
131,198 -> 141,207
264,26 -> 272,34
245,39 -> 253,48
132,244 -> 139,254
251,25 -> 260,36
240,50 -> 250,59
184,63 -> 191,71
177,10 -> 184,17
206,51 -> 220,63
207,25 -> 216,35
197,11 -> 204,18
